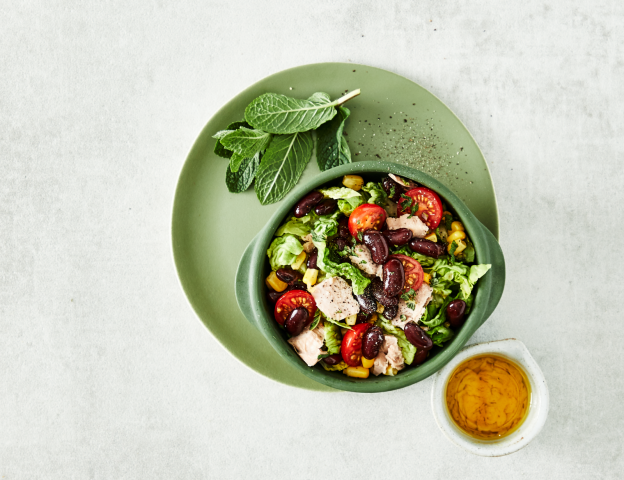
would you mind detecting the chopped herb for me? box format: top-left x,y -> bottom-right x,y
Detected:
389,185 -> 396,199
317,353 -> 331,360
357,231 -> 363,242
400,314 -> 407,321
309,310 -> 322,330
449,240 -> 458,261
360,260 -> 367,264
406,301 -> 416,310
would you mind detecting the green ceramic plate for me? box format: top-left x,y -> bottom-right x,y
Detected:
172,63 -> 499,392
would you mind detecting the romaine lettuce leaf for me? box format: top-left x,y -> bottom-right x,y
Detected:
362,182 -> 388,206
266,234 -> 303,270
276,216 -> 313,237
337,196 -> 363,215
323,320 -> 342,354
376,315 -> 417,365
314,239 -> 371,295
319,187 -> 361,199
428,325 -> 454,347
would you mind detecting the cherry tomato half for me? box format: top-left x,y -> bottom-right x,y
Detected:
348,204 -> 387,240
389,254 -> 424,293
341,323 -> 371,367
397,187 -> 443,229
274,290 -> 317,326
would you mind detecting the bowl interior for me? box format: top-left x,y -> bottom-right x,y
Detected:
248,161 -> 502,393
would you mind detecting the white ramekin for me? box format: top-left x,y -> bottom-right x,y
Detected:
431,339 -> 549,456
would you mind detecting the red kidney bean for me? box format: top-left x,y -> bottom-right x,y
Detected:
284,307 -> 309,336
371,278 -> 398,307
323,353 -> 344,366
276,267 -> 302,284
362,326 -> 384,359
307,248 -> 318,269
294,191 -> 324,218
285,281 -> 308,293
383,304 -> 398,319
382,177 -> 404,202
413,348 -> 429,366
446,300 -> 467,328
383,258 -> 405,297
408,238 -> 446,258
314,199 -> 337,216
338,217 -> 350,238
404,322 -> 433,350
333,238 -> 347,251
383,228 -> 413,247
363,230 -> 389,264
267,291 -> 283,304
356,293 -> 377,314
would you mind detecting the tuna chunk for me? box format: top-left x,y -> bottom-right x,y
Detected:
372,335 -> 405,376
392,283 -> 433,329
287,323 -> 326,367
348,244 -> 383,277
311,276 -> 360,321
386,214 -> 428,238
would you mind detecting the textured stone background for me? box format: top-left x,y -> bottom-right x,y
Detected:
2,1 -> 623,478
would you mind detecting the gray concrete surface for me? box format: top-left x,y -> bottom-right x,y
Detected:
2,1 -> 623,478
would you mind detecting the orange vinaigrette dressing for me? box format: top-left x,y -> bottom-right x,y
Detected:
445,355 -> 531,440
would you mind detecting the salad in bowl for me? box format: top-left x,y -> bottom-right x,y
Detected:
264,172 -> 492,379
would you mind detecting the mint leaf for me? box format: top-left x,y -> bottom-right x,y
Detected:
226,151 -> 260,193
316,106 -> 351,171
244,90 -> 360,134
213,120 -> 250,159
220,127 -> 272,158
307,92 -> 332,104
254,132 -> 313,205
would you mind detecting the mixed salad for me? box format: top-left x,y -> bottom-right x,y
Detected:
265,173 -> 491,379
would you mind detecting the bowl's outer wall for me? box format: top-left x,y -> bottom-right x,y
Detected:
236,162 -> 505,393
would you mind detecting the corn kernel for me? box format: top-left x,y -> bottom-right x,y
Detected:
302,268 -> 318,287
266,271 -> 288,292
454,239 -> 467,254
376,303 -> 384,314
345,314 -> 357,326
362,357 -> 375,368
451,221 -> 464,232
344,366 -> 369,378
447,230 -> 466,244
424,232 -> 438,242
423,272 -> 431,284
342,175 -> 364,191
384,366 -> 398,376
368,313 -> 378,324
290,251 -> 306,270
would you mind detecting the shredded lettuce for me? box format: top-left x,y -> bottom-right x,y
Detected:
319,187 -> 361,200
266,234 -> 303,270
323,320 -> 342,354
314,240 -> 371,295
276,216 -> 313,237
362,182 -> 388,206
337,196 -> 363,216
430,258 -> 491,300
376,315 -> 417,365
311,211 -> 341,242
428,325 -> 454,347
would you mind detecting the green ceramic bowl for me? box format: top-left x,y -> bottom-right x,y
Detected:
235,161 -> 505,393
